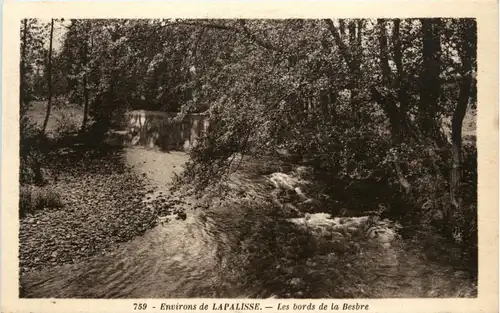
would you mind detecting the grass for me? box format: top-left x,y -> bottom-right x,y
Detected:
19,185 -> 63,218
27,99 -> 85,138
441,107 -> 476,144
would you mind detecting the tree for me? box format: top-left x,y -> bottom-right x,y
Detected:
324,19 -> 363,109
34,19 -> 477,228
419,19 -> 443,141
80,21 -> 91,132
449,19 -> 476,222
391,19 -> 412,139
372,18 -> 412,195
20,19 -> 28,111
41,19 -> 54,136
20,19 -> 47,113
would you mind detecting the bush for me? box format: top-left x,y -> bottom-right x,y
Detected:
19,186 -> 63,218
52,110 -> 83,138
20,115 -> 47,185
20,153 -> 45,186
20,115 -> 39,143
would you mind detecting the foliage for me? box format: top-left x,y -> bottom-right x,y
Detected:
19,114 -> 46,185
20,19 -> 49,110
20,18 -> 478,250
52,109 -> 85,137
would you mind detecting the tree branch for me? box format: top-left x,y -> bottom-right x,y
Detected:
324,19 -> 355,72
238,20 -> 282,52
149,19 -> 282,53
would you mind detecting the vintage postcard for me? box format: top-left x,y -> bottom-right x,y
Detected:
2,1 -> 498,313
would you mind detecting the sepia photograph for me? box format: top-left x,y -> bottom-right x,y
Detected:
14,17 -> 483,300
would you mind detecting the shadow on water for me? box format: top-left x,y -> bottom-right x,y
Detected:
19,196 -> 477,299
19,200 -> 319,298
23,195 -> 447,299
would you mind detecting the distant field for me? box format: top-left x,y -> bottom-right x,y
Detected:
27,100 -> 84,137
462,108 -> 476,138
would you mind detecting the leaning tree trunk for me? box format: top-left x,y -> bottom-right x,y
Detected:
449,20 -> 476,227
41,19 -> 54,136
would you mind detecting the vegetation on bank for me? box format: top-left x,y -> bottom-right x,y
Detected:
20,18 -> 477,278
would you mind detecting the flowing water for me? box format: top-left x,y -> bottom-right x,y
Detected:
19,148 -> 477,298
19,205 -> 477,298
21,208 -> 241,298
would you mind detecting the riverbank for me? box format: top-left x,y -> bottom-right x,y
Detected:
19,145 -> 191,273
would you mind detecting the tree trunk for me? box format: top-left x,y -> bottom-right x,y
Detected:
419,19 -> 442,139
41,19 -> 54,136
81,76 -> 89,133
339,19 -> 346,39
348,20 -> 360,109
81,25 -> 90,133
378,19 -> 392,86
324,19 -> 355,73
20,19 -> 29,114
449,20 -> 476,223
375,19 -> 411,195
327,83 -> 338,119
376,19 -> 401,140
356,20 -> 363,52
392,19 -> 412,138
